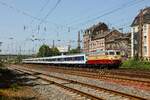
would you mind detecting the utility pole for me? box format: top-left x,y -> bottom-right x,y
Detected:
139,9 -> 143,59
52,40 -> 55,48
77,31 -> 81,52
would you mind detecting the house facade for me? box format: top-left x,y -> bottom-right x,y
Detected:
131,7 -> 150,59
83,22 -> 131,56
83,22 -> 109,52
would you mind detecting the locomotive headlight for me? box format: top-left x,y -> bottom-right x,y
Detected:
114,56 -> 117,58
109,57 -> 113,60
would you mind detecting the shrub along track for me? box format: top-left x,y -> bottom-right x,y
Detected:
8,65 -> 149,100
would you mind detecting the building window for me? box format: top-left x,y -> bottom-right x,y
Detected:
133,27 -> 135,33
144,36 -> 147,44
144,46 -> 147,55
143,25 -> 147,33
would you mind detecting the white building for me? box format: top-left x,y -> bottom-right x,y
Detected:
131,7 -> 150,59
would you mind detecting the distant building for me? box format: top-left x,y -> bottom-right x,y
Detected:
105,30 -> 131,56
57,46 -> 69,53
83,22 -> 131,56
131,7 -> 150,59
83,22 -> 109,52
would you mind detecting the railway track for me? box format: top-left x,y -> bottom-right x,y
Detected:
9,65 -> 148,100
9,67 -> 101,100
47,67 -> 150,90
23,64 -> 150,88
23,64 -> 150,79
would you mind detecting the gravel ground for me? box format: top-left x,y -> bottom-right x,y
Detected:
36,74 -> 130,100
64,83 -> 128,100
10,66 -> 150,99
47,71 -> 150,99
10,68 -> 91,100
33,84 -> 89,100
0,68 -> 46,100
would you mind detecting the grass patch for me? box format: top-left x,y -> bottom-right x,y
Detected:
121,59 -> 150,69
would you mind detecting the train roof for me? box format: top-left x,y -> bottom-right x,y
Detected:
23,53 -> 86,60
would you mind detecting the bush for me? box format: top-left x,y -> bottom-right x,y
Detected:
10,83 -> 20,91
0,59 -> 5,68
121,59 -> 150,69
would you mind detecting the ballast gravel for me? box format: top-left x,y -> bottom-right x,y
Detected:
47,72 -> 150,99
15,70 -> 90,100
11,66 -> 150,100
33,84 -> 89,100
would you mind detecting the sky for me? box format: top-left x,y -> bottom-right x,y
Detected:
0,0 -> 150,54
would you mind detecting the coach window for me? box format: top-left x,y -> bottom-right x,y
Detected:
74,57 -> 77,61
50,59 -> 52,61
77,56 -> 82,61
69,57 -> 71,61
57,58 -> 60,61
64,58 -> 67,61
76,57 -> 80,61
66,57 -> 69,61
61,58 -> 64,61
51,59 -> 54,61
72,57 -> 75,61
81,56 -> 84,61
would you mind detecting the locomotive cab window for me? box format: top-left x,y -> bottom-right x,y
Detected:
109,52 -> 115,55
116,52 -> 120,55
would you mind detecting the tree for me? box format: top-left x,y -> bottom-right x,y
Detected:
51,47 -> 60,56
37,45 -> 60,57
37,45 -> 52,57
68,48 -> 80,54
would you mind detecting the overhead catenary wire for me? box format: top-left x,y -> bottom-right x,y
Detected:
39,0 -> 62,25
58,0 -> 145,32
36,0 -> 62,34
0,0 -> 76,37
69,0 -> 147,28
29,0 -> 51,25
0,0 -> 68,30
0,0 -> 148,36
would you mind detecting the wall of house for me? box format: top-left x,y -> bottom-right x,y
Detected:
148,24 -> 150,57
131,24 -> 150,58
83,34 -> 90,53
131,26 -> 139,57
89,38 -> 105,52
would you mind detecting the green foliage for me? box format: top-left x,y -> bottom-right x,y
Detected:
15,55 -> 24,64
37,45 -> 52,57
0,59 -> 5,68
10,83 -> 20,91
121,59 -> 150,69
37,45 -> 60,57
51,47 -> 60,56
68,48 -> 80,54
